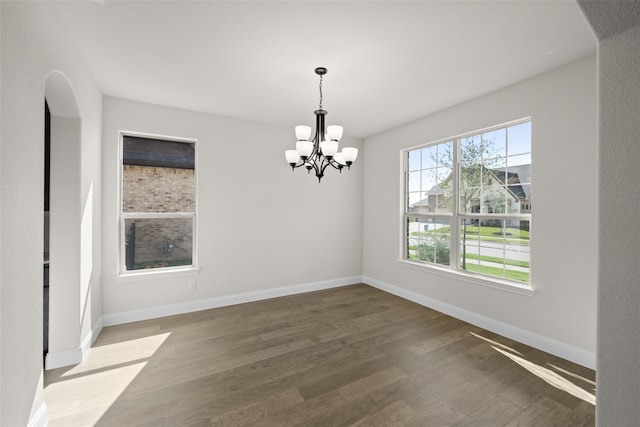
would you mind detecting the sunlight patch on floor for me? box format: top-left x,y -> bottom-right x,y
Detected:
548,362 -> 597,390
46,362 -> 147,426
467,330 -> 523,355
62,333 -> 170,377
492,346 -> 596,406
45,333 -> 170,426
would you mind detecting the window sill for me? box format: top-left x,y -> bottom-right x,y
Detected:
397,259 -> 535,296
116,266 -> 200,283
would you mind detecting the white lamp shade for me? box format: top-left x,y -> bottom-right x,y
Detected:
334,152 -> 346,165
342,147 -> 358,162
296,140 -> 313,157
327,125 -> 343,141
295,125 -> 312,141
320,140 -> 338,157
285,150 -> 300,164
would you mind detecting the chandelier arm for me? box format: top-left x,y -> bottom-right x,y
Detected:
312,159 -> 324,182
290,161 -> 308,170
326,159 -> 344,171
320,157 -> 336,176
310,142 -> 321,159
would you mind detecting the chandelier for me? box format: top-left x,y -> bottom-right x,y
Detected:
285,67 -> 358,183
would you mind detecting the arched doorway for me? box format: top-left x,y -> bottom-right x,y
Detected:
44,71 -> 83,369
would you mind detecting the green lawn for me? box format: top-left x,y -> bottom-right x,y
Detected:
461,225 -> 529,244
463,253 -> 529,268
412,224 -> 529,245
463,262 -> 529,283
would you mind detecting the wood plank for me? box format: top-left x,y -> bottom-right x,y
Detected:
338,366 -> 408,402
505,395 -> 573,427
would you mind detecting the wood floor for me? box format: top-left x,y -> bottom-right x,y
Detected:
44,284 -> 596,426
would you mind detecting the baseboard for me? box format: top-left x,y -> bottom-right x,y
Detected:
28,403 -> 47,427
45,347 -> 83,370
80,317 -> 104,359
363,275 -> 596,369
102,275 -> 364,327
45,318 -> 104,370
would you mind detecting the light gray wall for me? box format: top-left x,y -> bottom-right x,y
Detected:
363,56 -> 598,363
576,2 -> 640,423
48,116 -> 81,355
577,1 -> 640,423
101,97 -> 363,316
597,25 -> 640,424
0,2 -> 102,425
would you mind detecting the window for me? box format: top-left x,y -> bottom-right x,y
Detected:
120,134 -> 196,273
404,120 -> 531,285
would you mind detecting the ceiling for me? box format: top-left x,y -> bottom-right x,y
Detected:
51,1 -> 596,139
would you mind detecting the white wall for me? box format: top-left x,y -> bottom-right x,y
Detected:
48,116 -> 81,355
101,97 -> 363,319
0,2 -> 102,425
363,56 -> 598,366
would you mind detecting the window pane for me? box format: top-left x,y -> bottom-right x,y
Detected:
460,218 -> 530,283
123,164 -> 195,213
437,141 -> 454,167
408,149 -> 421,171
481,165 -> 496,188
489,156 -> 507,170
508,153 -> 531,168
421,146 -> 437,169
124,218 -> 193,271
460,186 -> 481,214
408,171 -> 421,193
460,163 -> 481,189
484,188 -> 507,214
407,217 -> 450,266
519,184 -> 531,212
408,192 -> 422,212
507,122 -> 531,155
509,164 -> 531,185
436,165 -> 453,186
436,173 -> 453,213
421,169 -> 437,193
482,128 -> 506,159
460,134 -> 482,167
434,193 -> 453,213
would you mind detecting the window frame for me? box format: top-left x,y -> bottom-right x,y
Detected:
400,119 -> 533,294
117,131 -> 199,278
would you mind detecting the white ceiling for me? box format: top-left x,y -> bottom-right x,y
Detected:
51,1 -> 596,139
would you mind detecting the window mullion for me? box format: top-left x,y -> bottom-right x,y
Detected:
402,154 -> 409,260
451,137 -> 461,271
